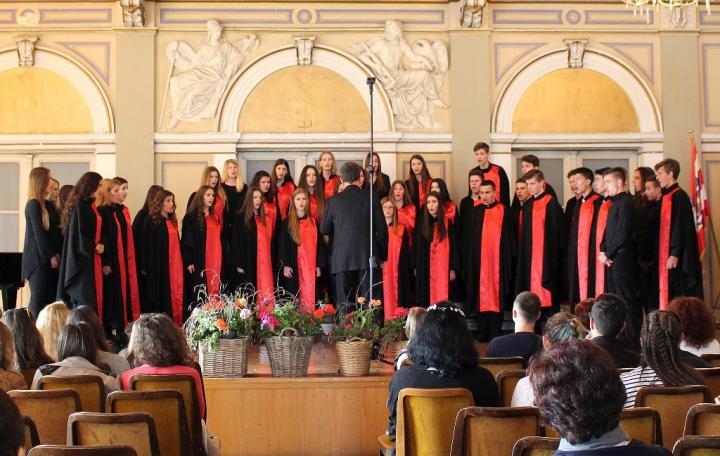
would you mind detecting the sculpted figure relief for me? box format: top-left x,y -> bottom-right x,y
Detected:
119,0 -> 144,27
165,20 -> 259,128
350,20 -> 449,129
460,0 -> 487,28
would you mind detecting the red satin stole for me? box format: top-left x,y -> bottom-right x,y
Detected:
91,203 -> 104,322
658,187 -> 681,310
112,211 -> 129,327
445,202 -> 458,224
398,204 -> 416,242
324,175 -> 340,198
479,204 -> 504,313
263,198 -> 278,237
480,165 -> 502,203
594,199 -> 612,295
212,194 -> 224,233
277,182 -> 296,220
122,207 -> 141,321
204,215 -> 222,296
418,180 -> 431,206
297,219 -> 318,313
166,220 -> 184,326
383,224 -> 405,320
577,194 -> 600,301
255,215 -> 275,313
530,195 -> 553,308
309,194 -> 321,223
429,218 -> 450,305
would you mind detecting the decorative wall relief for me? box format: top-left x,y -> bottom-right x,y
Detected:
564,39 -> 588,68
350,20 -> 448,129
164,20 -> 259,128
119,0 -> 145,27
16,36 -> 38,67
460,0 -> 486,28
294,36 -> 316,65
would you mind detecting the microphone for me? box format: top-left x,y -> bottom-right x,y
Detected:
366,164 -> 375,175
366,76 -> 376,94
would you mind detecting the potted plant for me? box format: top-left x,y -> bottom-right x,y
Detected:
332,297 -> 382,377
315,303 -> 337,336
380,307 -> 410,361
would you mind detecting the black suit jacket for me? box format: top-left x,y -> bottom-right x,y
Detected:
22,200 -> 62,281
320,185 -> 387,274
592,335 -> 640,369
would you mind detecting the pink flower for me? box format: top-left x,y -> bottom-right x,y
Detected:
261,313 -> 280,331
344,323 -> 352,329
393,308 -> 409,319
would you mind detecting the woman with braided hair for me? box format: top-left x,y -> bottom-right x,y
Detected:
620,310 -> 705,408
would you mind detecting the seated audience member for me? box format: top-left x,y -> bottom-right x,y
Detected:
485,292 -> 543,359
621,310 -> 705,409
669,296 -> 720,356
0,322 -> 26,390
531,340 -> 672,455
574,298 -> 595,332
511,312 -> 587,407
394,307 -> 427,370
32,323 -> 119,392
589,294 -> 640,369
67,306 -> 130,376
1,309 -> 53,381
0,389 -> 25,456
387,302 -> 499,440
35,301 -> 70,361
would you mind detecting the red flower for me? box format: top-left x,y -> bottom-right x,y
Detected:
314,309 -> 325,319
393,308 -> 409,319
344,323 -> 353,329
323,304 -> 337,315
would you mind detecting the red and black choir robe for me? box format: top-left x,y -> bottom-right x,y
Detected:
181,213 -> 223,309
116,204 -> 141,323
262,196 -> 282,238
397,204 -> 417,243
324,174 -> 340,198
231,211 -> 278,313
567,192 -> 600,304
98,204 -> 130,331
57,199 -> 104,317
382,222 -> 412,320
657,183 -> 703,309
514,192 -> 565,310
412,216 -> 458,308
308,192 -> 323,224
279,217 -> 327,313
594,197 -> 612,296
473,163 -> 511,207
138,216 -> 184,325
276,181 -> 296,220
406,179 -> 432,208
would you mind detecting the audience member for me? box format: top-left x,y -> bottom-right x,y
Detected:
67,306 -> 130,376
0,389 -> 24,456
1,309 -> 53,385
0,322 -> 26,391
669,296 -> 720,356
387,302 -> 499,440
620,310 -> 705,408
35,301 -> 69,361
485,292 -> 543,359
393,307 -> 427,370
589,294 -> 640,368
574,298 -> 595,332
32,323 -> 119,392
511,312 -> 587,407
531,340 -> 671,455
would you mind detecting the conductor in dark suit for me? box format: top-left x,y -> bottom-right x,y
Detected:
320,162 -> 387,310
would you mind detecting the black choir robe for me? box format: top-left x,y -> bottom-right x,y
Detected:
22,199 -> 62,314
372,173 -> 392,199
472,163 -> 510,207
278,217 -> 327,304
230,211 -> 279,294
633,197 -> 660,312
181,213 -> 210,310
412,216 -> 459,308
221,183 -> 248,289
115,204 -> 140,323
514,191 -> 565,311
511,182 -> 557,210
97,204 -> 126,331
657,183 -> 703,309
381,222 -> 412,319
57,199 -> 103,311
566,192 -> 601,305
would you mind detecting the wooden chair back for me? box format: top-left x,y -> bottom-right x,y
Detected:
684,403 -> 720,437
478,357 -> 526,379
673,436 -> 720,455
619,407 -> 663,445
701,354 -> 720,368
635,385 -> 711,449
23,415 -> 40,452
67,412 -> 160,456
38,375 -> 106,412
396,388 -> 474,456
698,368 -> 720,399
28,445 -> 137,456
496,369 -> 527,407
129,374 -> 204,455
450,406 -> 541,456
8,389 -> 81,445
511,436 -> 560,456
106,390 -> 191,456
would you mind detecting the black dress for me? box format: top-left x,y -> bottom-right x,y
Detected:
22,199 -> 62,316
97,204 -> 126,331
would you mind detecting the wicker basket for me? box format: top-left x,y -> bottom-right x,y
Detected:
336,337 -> 373,377
383,340 -> 408,362
265,328 -> 314,377
199,337 -> 250,378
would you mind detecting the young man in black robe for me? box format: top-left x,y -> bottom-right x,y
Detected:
471,142 -> 510,207
511,178 -> 531,239
566,167 -> 601,307
598,167 -> 640,346
462,180 -> 515,341
640,176 -> 662,312
515,169 -> 565,316
654,158 -> 703,309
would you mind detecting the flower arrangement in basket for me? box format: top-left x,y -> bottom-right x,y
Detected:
314,303 -> 337,336
259,291 -> 322,377
380,307 -> 410,361
184,284 -> 256,378
332,297 -> 382,377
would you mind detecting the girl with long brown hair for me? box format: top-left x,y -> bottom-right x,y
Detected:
318,151 -> 340,198
187,166 -> 227,232
297,165 -> 326,223
271,158 -> 296,220
22,167 -> 62,317
381,197 -> 411,319
405,154 -> 432,208
182,185 -> 223,302
279,188 -> 326,312
390,180 -> 416,241
250,170 -> 281,237
57,171 -> 105,313
364,152 -> 391,198
138,190 -> 184,325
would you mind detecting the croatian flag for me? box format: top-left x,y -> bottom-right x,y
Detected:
690,133 -> 709,257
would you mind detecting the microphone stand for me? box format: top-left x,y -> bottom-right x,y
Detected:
367,76 -> 376,304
